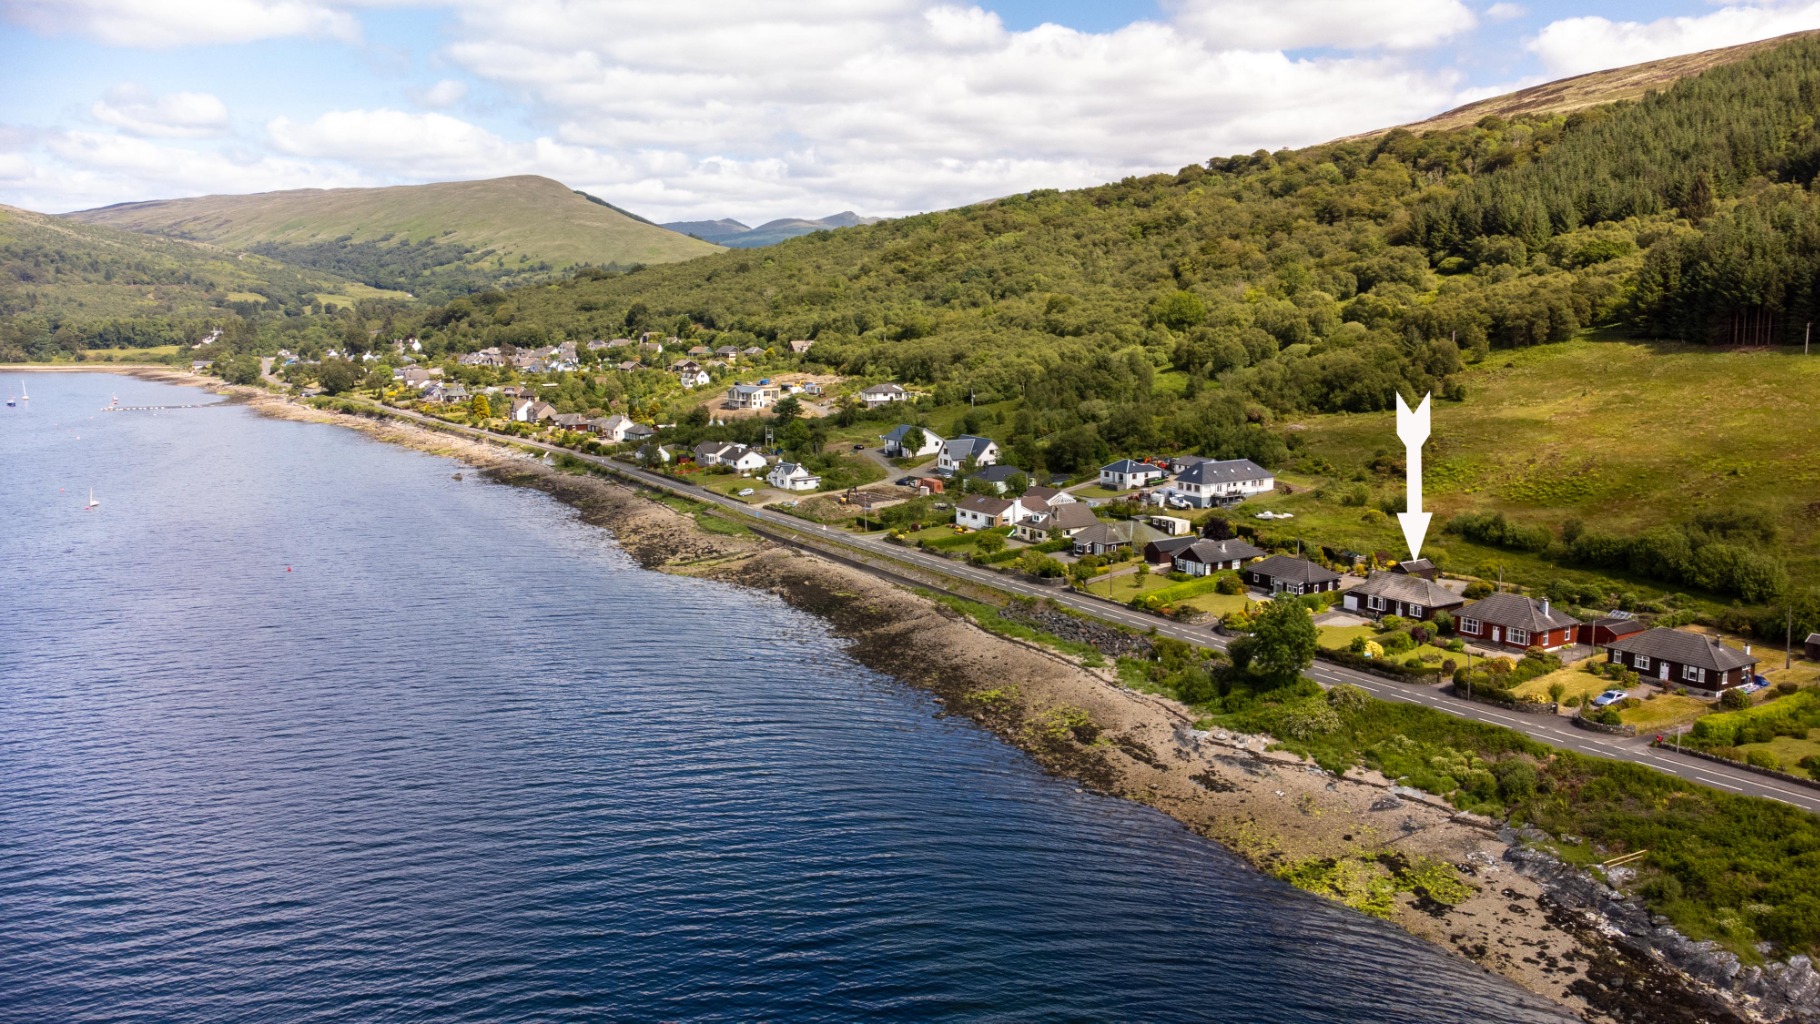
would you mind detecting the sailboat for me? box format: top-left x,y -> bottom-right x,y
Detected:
86,488 -> 100,510
19,379 -> 27,402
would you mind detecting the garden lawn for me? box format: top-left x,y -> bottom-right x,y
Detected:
1620,694 -> 1713,731
1735,732 -> 1820,769
1511,660 -> 1610,703
1068,485 -> 1134,500
1084,571 -> 1172,602
1177,591 -> 1255,617
1315,625 -> 1455,666
700,476 -> 763,500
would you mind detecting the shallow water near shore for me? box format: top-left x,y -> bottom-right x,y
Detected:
0,373 -> 1577,1023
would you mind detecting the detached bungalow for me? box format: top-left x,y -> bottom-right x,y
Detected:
1244,554 -> 1341,595
1172,538 -> 1264,576
1012,500 -> 1099,543
767,462 -> 822,492
880,424 -> 944,458
1072,521 -> 1135,557
1456,592 -> 1581,652
860,382 -> 909,407
1143,535 -> 1198,566
593,414 -> 637,442
1023,485 -> 1076,506
1343,571 -> 1463,621
1602,628 -> 1758,692
551,413 -> 592,430
969,465 -> 1029,494
1098,459 -> 1165,491
954,495 -> 1025,530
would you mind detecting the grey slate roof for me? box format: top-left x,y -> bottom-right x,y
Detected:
1604,628 -> 1758,672
1351,571 -> 1464,609
1176,538 -> 1265,565
1391,558 -> 1435,575
957,494 -> 1015,516
1039,502 -> 1099,531
973,465 -> 1026,483
941,435 -> 996,461
1176,458 -> 1272,486
1248,554 -> 1341,586
882,423 -> 939,446
1145,535 -> 1199,558
1458,592 -> 1580,632
1073,521 -> 1134,547
1101,458 -> 1161,475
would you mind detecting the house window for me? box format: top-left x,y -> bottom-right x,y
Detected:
1368,595 -> 1386,612
1508,628 -> 1529,647
1685,665 -> 1706,684
1408,605 -> 1423,618
1635,655 -> 1650,671
1460,617 -> 1481,635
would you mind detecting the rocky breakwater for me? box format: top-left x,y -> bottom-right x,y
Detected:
998,599 -> 1155,659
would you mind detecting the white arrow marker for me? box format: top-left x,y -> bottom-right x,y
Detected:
1395,391 -> 1433,562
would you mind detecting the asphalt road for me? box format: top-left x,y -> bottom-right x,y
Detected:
355,400 -> 1820,816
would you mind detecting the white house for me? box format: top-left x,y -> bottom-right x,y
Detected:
725,449 -> 768,475
860,382 -> 909,407
880,424 -> 944,458
593,414 -> 637,442
1098,459 -> 1166,491
767,462 -> 822,491
726,384 -> 778,410
678,368 -> 711,389
954,494 -> 1026,530
936,435 -> 999,476
1163,458 -> 1275,508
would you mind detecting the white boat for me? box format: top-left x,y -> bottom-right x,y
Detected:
19,379 -> 26,401
86,488 -> 100,510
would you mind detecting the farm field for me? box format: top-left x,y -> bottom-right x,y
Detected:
1251,339 -> 1820,596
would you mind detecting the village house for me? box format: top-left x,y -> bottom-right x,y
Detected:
592,414 -> 637,442
715,346 -> 740,360
395,366 -> 433,388
1072,521 -> 1136,557
954,494 -> 1025,530
726,384 -> 779,410
860,382 -> 910,407
1023,485 -> 1076,506
617,360 -> 643,372
552,413 -> 591,431
1172,538 -> 1264,577
1343,571 -> 1464,621
1578,616 -> 1647,648
1098,459 -> 1166,491
688,345 -> 713,358
742,346 -> 766,357
936,435 -> 999,476
1602,628 -> 1759,692
969,465 -> 1029,494
1012,500 -> 1098,542
1161,458 -> 1275,508
1143,535 -> 1198,566
1456,592 -> 1581,652
692,442 -> 769,475
1244,555 -> 1341,595
678,367 -> 711,389
880,424 -> 944,459
766,462 -> 822,492
1390,558 -> 1438,581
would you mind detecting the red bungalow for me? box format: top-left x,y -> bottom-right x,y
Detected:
1456,592 -> 1581,652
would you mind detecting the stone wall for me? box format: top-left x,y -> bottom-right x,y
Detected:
1000,602 -> 1155,660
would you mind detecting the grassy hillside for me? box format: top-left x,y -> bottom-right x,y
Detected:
1356,28 -> 1820,138
66,175 -> 721,299
1251,339 -> 1820,593
0,202 -> 400,356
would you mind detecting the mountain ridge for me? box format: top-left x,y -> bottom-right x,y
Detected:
663,211 -> 880,248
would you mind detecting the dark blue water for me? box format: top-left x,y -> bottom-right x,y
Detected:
0,373 -> 1574,1023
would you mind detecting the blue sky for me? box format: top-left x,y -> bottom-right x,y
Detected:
2,1 -> 1817,221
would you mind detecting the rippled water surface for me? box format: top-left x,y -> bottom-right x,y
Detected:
0,374 -> 1575,1023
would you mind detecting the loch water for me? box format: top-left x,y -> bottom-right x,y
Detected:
0,373 -> 1576,1023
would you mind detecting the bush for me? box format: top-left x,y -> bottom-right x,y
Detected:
1327,684 -> 1372,712
1214,573 -> 1245,595
1493,759 -> 1539,800
1745,749 -> 1782,771
1800,755 -> 1820,782
1720,688 -> 1752,711
1463,581 -> 1495,600
1594,709 -> 1623,726
1378,614 -> 1406,632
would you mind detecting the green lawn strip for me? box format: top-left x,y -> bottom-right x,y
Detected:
1208,683 -> 1820,961
1176,591 -> 1255,617
1512,661 -> 1613,703
1087,572 -> 1172,602
918,590 -> 1105,665
1068,485 -> 1133,500
1736,733 -> 1820,769
1621,694 -> 1715,731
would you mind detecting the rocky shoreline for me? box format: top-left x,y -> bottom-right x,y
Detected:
137,373 -> 1804,1023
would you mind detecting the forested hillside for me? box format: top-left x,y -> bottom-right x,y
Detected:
378,35 -> 1820,463
0,203 -> 395,360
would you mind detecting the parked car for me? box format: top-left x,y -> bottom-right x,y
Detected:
895,476 -> 917,486
737,488 -> 755,497
852,443 -> 866,450
1591,689 -> 1629,708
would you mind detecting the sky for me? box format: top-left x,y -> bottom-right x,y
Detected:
2,1 -> 1818,224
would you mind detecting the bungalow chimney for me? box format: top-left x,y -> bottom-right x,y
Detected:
1745,644 -> 1752,655
1540,598 -> 1550,617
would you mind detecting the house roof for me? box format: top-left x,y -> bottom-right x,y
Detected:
958,494 -> 1016,516
1145,535 -> 1199,557
1073,521 -> 1133,546
1808,632 -> 1820,645
772,461 -> 818,479
1176,538 -> 1265,564
1391,558 -> 1435,574
941,435 -> 997,460
1022,485 -> 1070,504
1605,628 -> 1758,672
1248,554 -> 1341,586
861,382 -> 906,396
1352,571 -> 1464,608
882,423 -> 940,445
1047,503 -> 1099,531
972,464 -> 1026,483
1101,458 -> 1161,475
1177,458 -> 1272,486
1458,592 -> 1580,632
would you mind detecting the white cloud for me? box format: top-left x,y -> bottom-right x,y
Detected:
1,0 -> 360,47
1165,0 -> 1477,50
417,79 -> 468,108
1529,2 -> 1820,77
91,83 -> 230,138
17,130 -> 365,212
1485,3 -> 1525,22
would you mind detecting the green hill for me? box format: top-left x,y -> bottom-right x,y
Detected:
66,175 -> 722,300
0,202 -> 400,358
